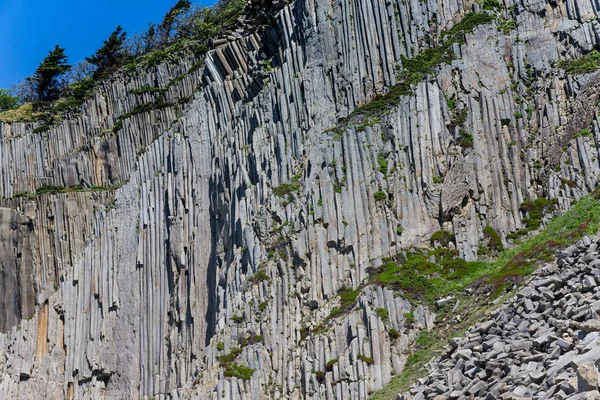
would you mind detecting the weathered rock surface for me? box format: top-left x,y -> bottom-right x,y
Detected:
1,0 -> 600,398
398,235 -> 600,399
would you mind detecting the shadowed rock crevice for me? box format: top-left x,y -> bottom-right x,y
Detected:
0,208 -> 34,332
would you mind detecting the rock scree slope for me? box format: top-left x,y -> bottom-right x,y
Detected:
398,234 -> 600,400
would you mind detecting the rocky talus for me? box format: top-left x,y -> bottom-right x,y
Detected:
399,235 -> 600,400
2,0 -> 600,398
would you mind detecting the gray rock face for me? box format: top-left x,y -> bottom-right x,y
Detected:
398,235 -> 600,400
0,208 -> 34,332
1,0 -> 600,398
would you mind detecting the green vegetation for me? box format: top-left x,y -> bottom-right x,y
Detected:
534,161 -> 544,169
519,197 -> 558,230
458,129 -> 474,148
36,184 -> 67,195
273,173 -> 302,197
575,128 -> 592,138
321,197 -> 600,398
12,191 -> 37,201
302,286 -> 363,339
158,1 -> 193,47
18,45 -> 95,131
497,18 -> 516,34
329,286 -> 362,319
29,45 -> 72,104
559,50 -> 600,75
0,103 -> 42,123
370,195 -> 600,399
12,184 -> 115,200
560,178 -> 577,188
273,181 -> 301,197
378,153 -> 388,175
452,107 -> 468,128
0,89 -> 19,112
447,98 -> 457,110
216,341 -> 225,351
217,347 -> 242,365
375,307 -> 389,321
267,233 -> 291,260
326,358 -> 339,371
358,355 -> 374,365
231,314 -> 244,323
370,330 -> 440,399
368,196 -> 600,306
131,85 -> 166,95
238,334 -> 263,347
344,12 -> 495,123
2,0 -> 246,130
258,300 -> 269,311
429,230 -> 455,247
314,370 -> 325,383
333,177 -> 346,193
415,329 -> 439,348
224,363 -> 255,381
125,0 -> 245,72
479,225 -> 504,256
368,251 -> 479,303
87,25 -> 128,79
481,0 -> 502,10
374,191 -> 387,202
113,100 -> 175,132
217,345 -> 254,380
248,268 -> 269,284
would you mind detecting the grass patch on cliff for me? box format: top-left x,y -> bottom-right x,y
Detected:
369,197 -> 600,304
0,103 -> 42,123
217,346 -> 255,381
112,100 -> 176,132
273,173 -> 302,197
300,285 -> 363,339
347,12 -> 495,123
224,363 -> 255,380
482,196 -> 600,294
367,248 -> 488,305
559,50 -> 600,75
273,181 -> 300,197
12,184 -> 116,200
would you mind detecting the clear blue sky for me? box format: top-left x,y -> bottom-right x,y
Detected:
0,0 -> 213,89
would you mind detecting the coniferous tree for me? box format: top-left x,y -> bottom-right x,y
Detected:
28,45 -> 71,103
144,23 -> 158,53
158,0 -> 192,45
87,26 -> 128,80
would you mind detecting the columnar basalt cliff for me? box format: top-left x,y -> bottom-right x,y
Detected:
1,0 -> 600,398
